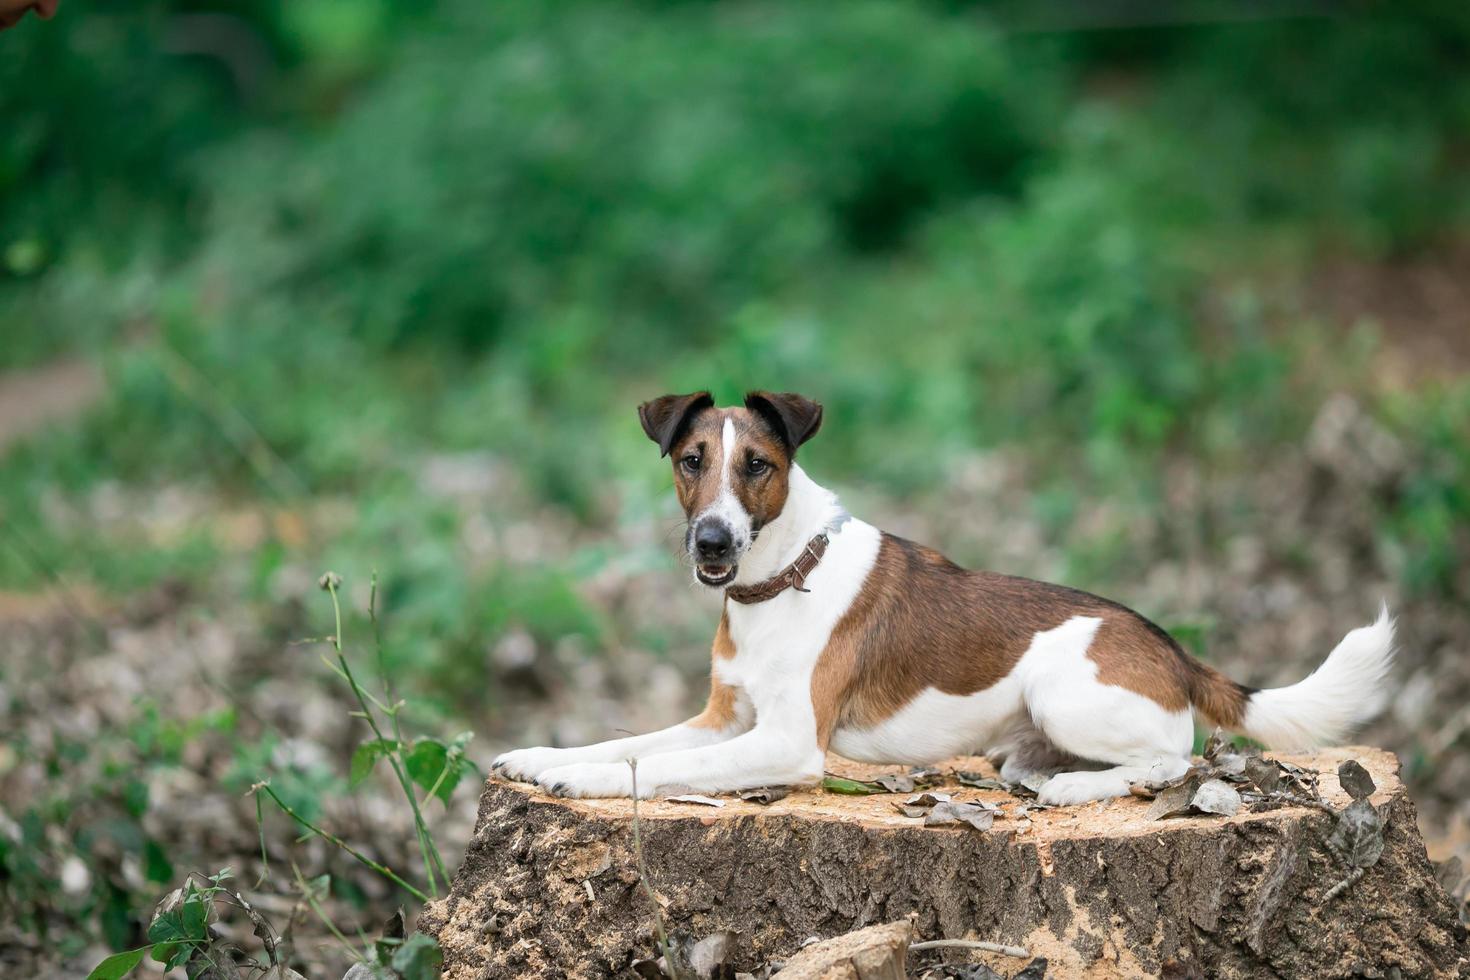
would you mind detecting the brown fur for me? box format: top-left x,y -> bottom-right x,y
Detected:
688,613 -> 739,729
807,534 -> 1250,744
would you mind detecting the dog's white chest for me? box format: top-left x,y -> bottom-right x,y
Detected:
716,520 -> 881,709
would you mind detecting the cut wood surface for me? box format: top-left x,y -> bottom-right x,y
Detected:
771,920 -> 911,979
421,747 -> 1468,978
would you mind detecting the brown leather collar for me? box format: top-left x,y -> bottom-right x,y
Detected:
724,533 -> 830,605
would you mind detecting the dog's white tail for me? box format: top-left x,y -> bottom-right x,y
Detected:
1236,605 -> 1396,749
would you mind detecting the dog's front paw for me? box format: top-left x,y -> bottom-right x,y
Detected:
537,763 -> 637,799
492,747 -> 572,783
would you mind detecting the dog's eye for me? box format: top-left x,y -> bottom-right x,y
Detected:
680,454 -> 702,473
748,458 -> 769,475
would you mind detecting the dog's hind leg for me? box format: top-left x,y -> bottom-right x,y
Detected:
986,718 -> 1095,787
1018,616 -> 1195,806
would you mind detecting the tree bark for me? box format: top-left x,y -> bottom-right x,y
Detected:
421,747 -> 1467,978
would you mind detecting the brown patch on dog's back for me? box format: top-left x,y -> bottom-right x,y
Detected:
811,534 -> 1250,740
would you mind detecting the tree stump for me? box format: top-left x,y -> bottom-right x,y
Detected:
420,747 -> 1467,978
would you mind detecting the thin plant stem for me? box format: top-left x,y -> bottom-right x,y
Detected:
252,782 -> 428,903
254,790 -> 271,888
290,860 -> 362,963
368,571 -> 393,702
321,578 -> 448,895
629,760 -> 682,980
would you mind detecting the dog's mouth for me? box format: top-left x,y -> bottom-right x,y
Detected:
695,563 -> 738,587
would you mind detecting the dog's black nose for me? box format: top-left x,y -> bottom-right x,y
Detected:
694,523 -> 734,562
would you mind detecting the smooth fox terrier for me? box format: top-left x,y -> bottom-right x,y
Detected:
493,391 -> 1395,805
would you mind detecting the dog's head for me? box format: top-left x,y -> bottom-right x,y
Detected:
639,390 -> 823,587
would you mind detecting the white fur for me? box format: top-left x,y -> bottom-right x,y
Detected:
1240,604 -> 1395,749
833,615 -> 1195,806
688,417 -> 754,565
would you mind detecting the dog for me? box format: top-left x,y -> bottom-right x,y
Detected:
492,391 -> 1395,804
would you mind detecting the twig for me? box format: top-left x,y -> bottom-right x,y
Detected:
910,938 -> 1032,958
629,759 -> 683,980
251,782 -> 428,903
1241,790 -> 1336,816
1322,866 -> 1365,902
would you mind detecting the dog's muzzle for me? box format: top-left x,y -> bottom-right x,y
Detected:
691,519 -> 739,587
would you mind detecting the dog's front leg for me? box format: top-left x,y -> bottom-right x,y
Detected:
492,677 -> 753,783
492,722 -> 738,784
538,725 -> 825,799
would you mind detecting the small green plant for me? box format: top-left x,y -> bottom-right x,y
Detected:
85,868 -> 302,980
85,570 -> 470,978
252,571 -> 476,901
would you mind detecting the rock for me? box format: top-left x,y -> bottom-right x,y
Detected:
421,747 -> 1468,978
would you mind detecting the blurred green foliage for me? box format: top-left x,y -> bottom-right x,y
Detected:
2,0 -> 1469,676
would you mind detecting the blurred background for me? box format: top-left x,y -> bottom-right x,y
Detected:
2,0 -> 1469,975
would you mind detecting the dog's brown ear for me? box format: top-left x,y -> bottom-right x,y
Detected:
744,391 -> 823,454
638,391 -> 715,457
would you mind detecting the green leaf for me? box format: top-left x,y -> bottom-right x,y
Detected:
149,942 -> 179,966
350,738 -> 398,787
85,948 -> 148,980
391,932 -> 444,980
820,776 -> 885,796
147,886 -> 211,945
404,738 -> 461,803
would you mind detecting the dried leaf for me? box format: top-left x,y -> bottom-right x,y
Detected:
1337,759 -> 1376,801
1190,779 -> 1241,817
687,930 -> 737,980
1212,751 -> 1250,781
1012,956 -> 1049,979
938,965 -> 1004,980
873,773 -> 915,793
905,792 -> 952,807
260,967 -> 309,980
1201,729 -> 1227,762
925,801 -> 997,831
381,908 -> 405,941
1147,773 -> 1206,820
631,958 -> 666,978
668,794 -> 726,808
1015,772 -> 1049,797
1434,856 -> 1464,893
738,787 -> 789,805
956,772 -> 1007,791
233,888 -> 279,966
1244,756 -> 1283,794
1329,799 -> 1386,869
